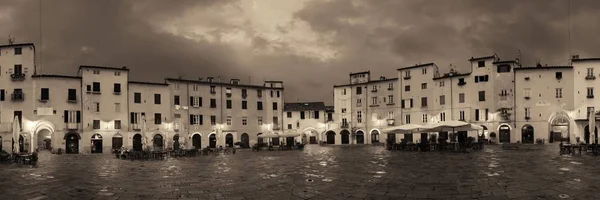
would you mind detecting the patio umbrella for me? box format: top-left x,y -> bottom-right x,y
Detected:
279,132 -> 302,138
12,116 -> 20,154
257,132 -> 280,138
382,124 -> 425,134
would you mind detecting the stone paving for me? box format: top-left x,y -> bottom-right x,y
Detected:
1,145 -> 599,200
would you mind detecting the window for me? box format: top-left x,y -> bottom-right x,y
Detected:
210,86 -> 216,93
273,102 -> 278,110
242,117 -> 248,126
154,94 -> 161,104
388,112 -> 394,119
525,107 -> 531,118
14,64 -> 22,75
587,68 -> 594,77
500,89 -> 508,100
114,71 -> 120,76
372,97 -> 378,105
115,103 -> 121,112
190,96 -> 201,107
404,85 -> 410,91
477,61 -> 485,67
405,114 -> 411,124
288,124 -> 292,129
404,70 -> 411,78
401,100 -> 405,108
14,47 -> 22,55
524,88 -> 531,98
314,111 -> 320,119
130,112 -> 140,124
422,114 -> 427,123
440,112 -> 446,121
211,115 -> 216,125
287,112 -> 292,118
192,85 -> 199,91
94,102 -> 100,112
475,75 -> 489,83
93,120 -> 100,129
68,89 -> 76,101
372,85 -> 377,92
114,120 -> 121,129
258,117 -> 263,125
388,83 -> 394,90
86,85 -> 91,92
226,116 -> 232,125
270,91 -> 274,97
174,95 -> 180,105
64,110 -> 81,123
421,97 -> 427,107
475,109 -> 480,121
189,115 -> 203,125
242,101 -> 248,109
357,111 -> 362,123
257,101 -> 263,110
174,114 -> 181,118
342,89 -> 347,95
485,109 -> 489,121
459,111 -> 465,121
555,72 -> 562,79
410,99 -> 413,108
226,88 -> 232,95
478,91 -> 485,102
113,83 -> 121,94
0,89 -> 4,101
134,93 -> 141,103
459,93 -> 465,103
587,87 -> 594,97
388,95 -> 394,104
497,65 -> 511,73
257,90 -> 263,97
226,100 -> 232,109
93,70 -> 100,74
40,88 -> 49,101
421,83 -> 427,89
210,99 -> 217,108
92,82 -> 101,92
154,113 -> 162,124
242,89 -> 247,97
439,81 -> 445,87
556,88 -> 563,98
422,68 -> 427,74
356,86 -> 362,95
341,108 -> 347,113
300,111 -> 305,119
439,95 -> 445,105
277,91 -> 280,98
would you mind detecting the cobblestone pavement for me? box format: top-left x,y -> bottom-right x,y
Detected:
1,145 -> 599,200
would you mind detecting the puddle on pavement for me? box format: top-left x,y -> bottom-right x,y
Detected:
373,175 -> 382,178
319,161 -> 327,166
570,161 -> 582,165
559,168 -> 570,171
375,171 -> 386,174
558,194 -> 570,198
573,179 -> 581,182
322,178 -> 332,182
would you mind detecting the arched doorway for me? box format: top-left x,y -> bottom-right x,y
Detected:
326,131 -> 336,144
386,133 -> 396,143
499,125 -> 511,143
112,133 -> 123,151
521,125 -> 534,144
64,132 -> 80,154
132,134 -> 143,151
479,125 -> 488,141
550,113 -> 570,143
257,133 -> 263,145
91,134 -> 103,153
173,134 -> 180,150
241,133 -> 249,148
584,125 -> 598,144
356,131 -> 364,144
341,130 -> 350,144
225,133 -> 234,147
153,134 -> 164,151
37,129 -> 52,150
192,134 -> 202,149
371,130 -> 380,143
209,134 -> 217,148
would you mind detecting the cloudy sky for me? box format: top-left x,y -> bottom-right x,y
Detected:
1,0 -> 599,105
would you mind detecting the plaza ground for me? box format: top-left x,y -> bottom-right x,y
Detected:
0,145 -> 599,200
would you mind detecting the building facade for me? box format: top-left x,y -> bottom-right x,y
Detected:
0,43 -> 285,154
283,102 -> 333,144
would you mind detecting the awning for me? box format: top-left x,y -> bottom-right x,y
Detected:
383,124 -> 426,133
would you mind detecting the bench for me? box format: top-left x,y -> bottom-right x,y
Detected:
502,143 -> 520,150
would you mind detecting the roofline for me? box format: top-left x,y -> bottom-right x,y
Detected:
79,65 -> 130,71
165,78 -> 284,90
397,63 -> 435,71
514,66 -> 573,71
468,54 -> 497,61
333,78 -> 398,88
432,72 -> 472,80
572,58 -> 600,62
264,80 -> 283,83
128,81 -> 169,86
349,71 -> 370,76
0,43 -> 35,48
493,60 -> 516,64
31,74 -> 81,80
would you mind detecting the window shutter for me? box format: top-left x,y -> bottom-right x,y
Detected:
198,97 -> 202,107
190,114 -> 194,124
76,111 -> 81,123
199,115 -> 203,125
64,110 -> 69,123
130,112 -> 135,123
190,96 -> 194,106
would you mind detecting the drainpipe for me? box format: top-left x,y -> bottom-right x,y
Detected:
186,82 -> 190,148
365,84 -> 369,145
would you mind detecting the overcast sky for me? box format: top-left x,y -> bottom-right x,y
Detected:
1,0 -> 599,105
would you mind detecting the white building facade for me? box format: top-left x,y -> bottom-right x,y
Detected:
283,102 -> 334,144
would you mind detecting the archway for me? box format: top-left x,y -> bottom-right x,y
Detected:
584,125 -> 598,144
371,130 -> 380,143
241,133 -> 249,148
521,125 -> 534,144
479,125 -> 488,141
36,129 -> 52,150
257,133 -> 264,145
326,131 -> 336,144
153,134 -> 164,150
550,113 -> 570,143
356,131 -> 364,144
132,134 -> 143,151
340,130 -> 350,144
209,134 -> 217,148
64,132 -> 80,154
225,133 -> 234,147
112,133 -> 123,151
302,127 -> 319,144
192,134 -> 202,149
173,134 -> 180,150
499,125 -> 511,143
91,134 -> 103,153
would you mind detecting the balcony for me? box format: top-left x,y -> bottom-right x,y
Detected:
524,77 -> 530,81
586,75 -> 596,80
588,95 -> 594,99
11,73 -> 25,81
11,93 -> 24,101
66,123 -> 79,130
524,96 -> 530,100
226,93 -> 232,98
67,99 -> 77,104
131,124 -> 141,131
386,119 -> 395,126
387,87 -> 393,91
525,116 -> 531,120
272,124 -> 281,130
341,123 -> 349,128
457,81 -> 466,86
113,92 -> 121,95
210,91 -> 216,95
403,76 -> 411,80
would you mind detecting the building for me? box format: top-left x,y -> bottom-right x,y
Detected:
283,102 -> 333,144
0,43 -> 285,154
331,54 -> 600,145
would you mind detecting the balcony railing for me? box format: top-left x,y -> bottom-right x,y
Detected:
588,95 -> 595,99
210,91 -> 216,94
341,123 -> 349,128
66,123 -> 79,130
11,73 -> 25,81
403,76 -> 411,80
11,93 -> 24,101
586,75 -> 596,80
387,119 -> 395,126
113,92 -> 121,95
457,81 -> 466,86
131,124 -> 141,131
226,93 -> 232,97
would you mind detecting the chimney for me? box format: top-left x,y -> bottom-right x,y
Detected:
380,76 -> 386,80
122,66 -> 127,69
230,79 -> 240,85
198,77 -> 203,81
572,55 -> 580,60
207,77 -> 214,82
